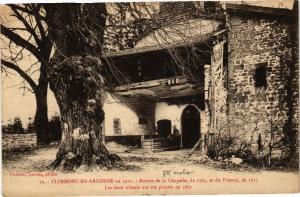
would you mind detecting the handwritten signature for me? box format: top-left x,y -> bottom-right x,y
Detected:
162,169 -> 193,177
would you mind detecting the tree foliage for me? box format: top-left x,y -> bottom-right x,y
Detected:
2,117 -> 25,134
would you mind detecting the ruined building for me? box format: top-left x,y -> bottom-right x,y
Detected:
101,1 -> 298,159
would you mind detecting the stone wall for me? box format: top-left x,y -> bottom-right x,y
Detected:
210,40 -> 227,134
227,11 -> 298,157
2,133 -> 37,150
289,7 -> 299,158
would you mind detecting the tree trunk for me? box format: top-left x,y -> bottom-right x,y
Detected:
35,85 -> 50,145
43,3 -> 121,171
35,88 -> 50,145
47,55 -> 122,171
50,106 -> 121,171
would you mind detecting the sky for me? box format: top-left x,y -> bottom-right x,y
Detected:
1,5 -> 59,126
2,82 -> 60,126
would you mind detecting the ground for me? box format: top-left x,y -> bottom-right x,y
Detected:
2,145 -> 299,196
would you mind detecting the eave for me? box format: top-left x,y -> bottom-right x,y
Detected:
226,3 -> 293,16
104,29 -> 226,58
113,76 -> 204,100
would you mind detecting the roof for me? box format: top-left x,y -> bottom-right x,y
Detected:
135,18 -> 222,48
105,18 -> 224,58
226,0 -> 295,15
105,29 -> 225,58
227,0 -> 295,10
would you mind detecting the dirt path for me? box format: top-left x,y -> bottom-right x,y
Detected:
2,147 -> 299,196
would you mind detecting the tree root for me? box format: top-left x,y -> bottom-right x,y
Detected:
48,151 -> 124,171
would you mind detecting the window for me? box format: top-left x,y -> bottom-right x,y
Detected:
138,117 -> 147,125
204,2 -> 218,13
113,118 -> 121,134
254,64 -> 267,88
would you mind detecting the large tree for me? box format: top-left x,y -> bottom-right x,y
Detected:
43,4 -> 122,170
1,4 -> 52,145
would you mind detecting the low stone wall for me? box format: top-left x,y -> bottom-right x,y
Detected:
2,133 -> 37,150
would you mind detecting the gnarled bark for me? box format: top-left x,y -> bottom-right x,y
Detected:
48,56 -> 122,171
44,3 -> 122,171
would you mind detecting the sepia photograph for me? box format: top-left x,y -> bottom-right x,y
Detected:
1,0 -> 299,196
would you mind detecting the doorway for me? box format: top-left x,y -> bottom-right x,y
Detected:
181,105 -> 200,148
157,119 -> 171,138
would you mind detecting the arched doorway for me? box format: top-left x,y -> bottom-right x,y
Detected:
181,105 -> 200,148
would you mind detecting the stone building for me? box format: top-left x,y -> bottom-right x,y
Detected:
226,1 -> 298,158
101,1 -> 298,158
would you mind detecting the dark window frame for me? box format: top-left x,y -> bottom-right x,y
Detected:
113,118 -> 121,134
138,117 -> 147,125
254,63 -> 268,88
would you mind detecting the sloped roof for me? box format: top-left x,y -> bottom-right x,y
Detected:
105,30 -> 223,58
105,20 -> 225,58
226,0 -> 295,15
227,0 -> 294,10
135,18 -> 222,48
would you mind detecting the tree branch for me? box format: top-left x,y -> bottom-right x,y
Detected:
30,4 -> 46,40
8,4 -> 46,20
9,5 -> 41,45
1,59 -> 37,91
1,24 -> 45,64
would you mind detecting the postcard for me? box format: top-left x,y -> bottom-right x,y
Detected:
1,1 -> 299,196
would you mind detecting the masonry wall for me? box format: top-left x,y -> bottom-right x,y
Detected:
291,11 -> 299,157
2,133 -> 37,150
227,11 -> 298,156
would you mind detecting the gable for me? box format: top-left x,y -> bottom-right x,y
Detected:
135,18 -> 222,49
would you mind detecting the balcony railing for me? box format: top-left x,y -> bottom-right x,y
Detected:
142,136 -> 180,151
